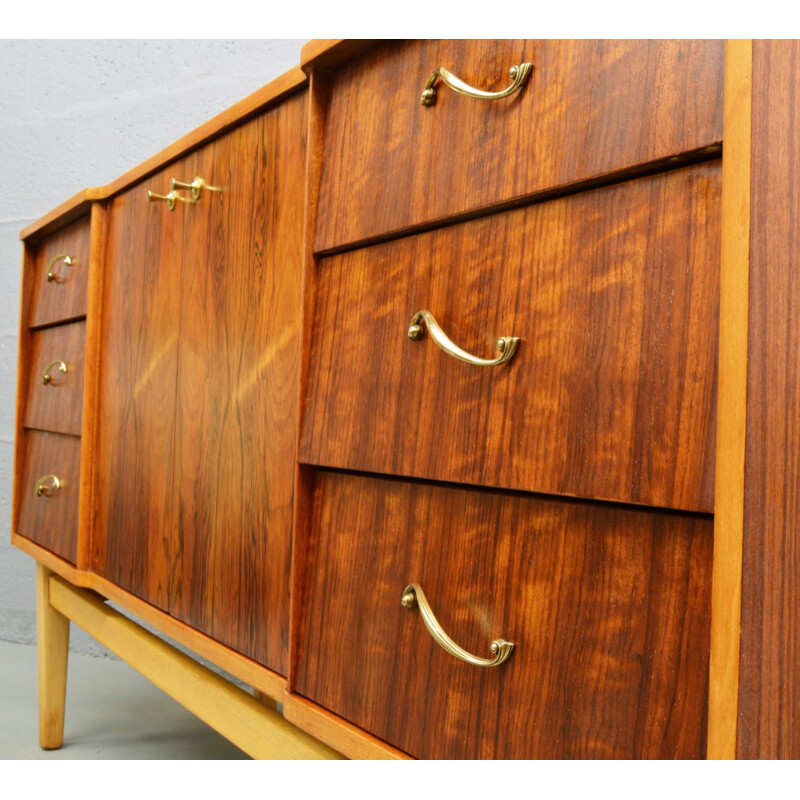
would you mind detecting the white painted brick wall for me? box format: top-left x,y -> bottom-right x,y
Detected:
0,39 -> 308,656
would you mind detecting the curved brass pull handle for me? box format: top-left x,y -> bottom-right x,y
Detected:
42,360 -> 68,386
35,474 -> 61,497
146,189 -> 187,211
401,584 -> 514,667
421,62 -> 532,106
408,309 -> 519,366
169,176 -> 221,201
46,254 -> 74,283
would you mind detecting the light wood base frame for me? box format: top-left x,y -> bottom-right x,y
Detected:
39,568 -> 342,760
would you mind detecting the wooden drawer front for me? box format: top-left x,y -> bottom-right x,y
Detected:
24,321 -> 86,436
301,164 -> 720,513
295,472 -> 712,759
315,39 -> 723,252
30,216 -> 91,328
17,431 -> 81,564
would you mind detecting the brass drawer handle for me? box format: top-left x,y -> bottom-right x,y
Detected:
408,309 -> 519,366
46,254 -> 74,283
146,189 -> 185,211
42,360 -> 68,385
35,474 -> 61,497
421,62 -> 532,106
169,176 -> 221,201
401,584 -> 514,667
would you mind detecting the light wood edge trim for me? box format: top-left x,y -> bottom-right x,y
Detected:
13,537 -> 285,701
20,66 -> 308,242
76,202 -> 107,571
708,38 -> 753,761
11,244 -> 35,535
47,575 -> 342,760
283,693 -> 411,760
300,40 -> 381,73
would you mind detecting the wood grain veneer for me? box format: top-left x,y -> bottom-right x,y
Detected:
301,163 -> 720,512
737,39 -> 800,759
296,471 -> 713,760
29,215 -> 91,328
93,155 -> 194,610
18,431 -> 82,564
314,39 -> 724,252
25,321 -> 86,436
169,92 -> 307,675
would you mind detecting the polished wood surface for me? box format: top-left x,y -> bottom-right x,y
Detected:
737,40 -> 800,759
93,157 -> 192,609
29,215 -> 91,328
302,164 -> 721,512
36,564 -> 70,750
282,692 -> 410,759
20,68 -> 307,243
18,431 -> 82,564
24,321 -> 86,436
170,92 -> 306,674
314,40 -> 724,252
48,575 -> 343,760
296,471 -> 713,759
708,40 -> 753,760
14,535 -> 287,702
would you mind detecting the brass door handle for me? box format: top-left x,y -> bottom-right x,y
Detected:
35,474 -> 61,497
421,62 -> 532,106
42,360 -> 68,385
408,309 -> 519,366
401,584 -> 514,667
46,254 -> 74,283
169,176 -> 221,201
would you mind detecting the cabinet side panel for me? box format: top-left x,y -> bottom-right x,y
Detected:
170,92 -> 306,674
738,40 -> 800,758
92,164 -> 189,611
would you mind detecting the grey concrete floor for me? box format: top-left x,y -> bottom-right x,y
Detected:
0,640 -> 249,759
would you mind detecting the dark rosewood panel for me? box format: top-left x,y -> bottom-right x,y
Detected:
295,471 -> 713,759
17,431 -> 82,565
738,40 -> 800,759
315,39 -> 724,251
93,156 -> 193,611
301,164 -> 720,512
25,321 -> 86,436
169,92 -> 306,674
29,215 -> 91,328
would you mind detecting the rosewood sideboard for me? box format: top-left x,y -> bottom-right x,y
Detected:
11,39 -> 800,759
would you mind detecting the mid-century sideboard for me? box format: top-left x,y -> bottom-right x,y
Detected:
10,39 -> 800,759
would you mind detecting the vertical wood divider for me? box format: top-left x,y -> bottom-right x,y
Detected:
288,69 -> 330,694
78,202 -> 108,571
707,38 -> 753,760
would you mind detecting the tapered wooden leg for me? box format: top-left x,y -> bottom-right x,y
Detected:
36,563 -> 70,750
